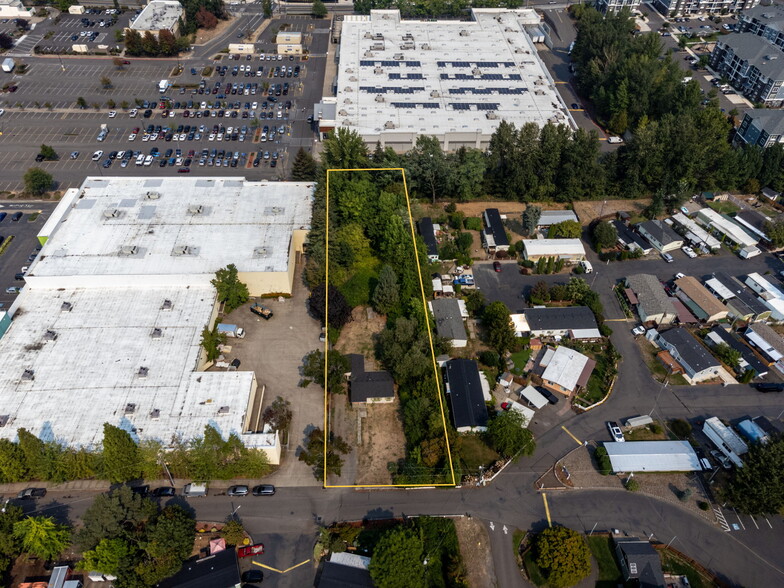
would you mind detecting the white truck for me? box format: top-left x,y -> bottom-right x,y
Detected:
158,79 -> 168,93
217,323 -> 245,338
2,58 -> 15,73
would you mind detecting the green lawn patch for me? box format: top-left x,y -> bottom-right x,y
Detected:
458,434 -> 499,471
510,349 -> 531,375
707,200 -> 739,215
586,535 -> 622,588
523,550 -> 547,587
660,549 -> 711,588
339,261 -> 379,307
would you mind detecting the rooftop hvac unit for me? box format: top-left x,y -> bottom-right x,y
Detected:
459,30 -> 469,37
486,112 -> 499,120
125,402 -> 137,414
254,247 -> 269,257
374,67 -> 384,74
218,406 -> 230,414
364,31 -> 373,38
339,109 -> 348,115
372,33 -> 384,40
137,365 -> 149,378
118,245 -> 138,256
515,48 -> 525,53
430,90 -> 440,97
61,301 -> 73,312
384,121 -> 396,129
400,43 -> 415,50
393,53 -> 404,60
371,43 -> 385,51
151,327 -> 163,339
171,245 -> 190,256
472,68 -> 481,76
505,27 -> 514,32
402,33 -> 414,41
375,94 -> 385,102
149,409 -> 160,420
145,191 -> 160,200
188,204 -> 203,215
349,76 -> 358,82
343,120 -> 352,126
161,298 -> 173,310
364,51 -> 375,57
420,43 -> 430,50
103,208 -> 120,219
21,369 -> 34,381
0,415 -> 8,427
43,330 -> 57,341
344,86 -> 353,92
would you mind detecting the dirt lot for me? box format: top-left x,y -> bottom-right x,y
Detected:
572,199 -> 652,225
335,306 -> 385,364
194,16 -> 237,46
454,516 -> 497,588
356,402 -> 407,485
455,201 -> 571,218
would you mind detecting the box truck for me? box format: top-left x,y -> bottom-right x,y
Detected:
217,323 -> 245,338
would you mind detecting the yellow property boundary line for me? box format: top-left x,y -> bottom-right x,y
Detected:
323,167 -> 456,488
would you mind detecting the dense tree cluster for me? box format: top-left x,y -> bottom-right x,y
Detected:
724,435 -> 784,515
76,486 -> 195,586
354,0 -> 524,18
535,526 -> 592,588
180,0 -> 226,35
298,428 -> 351,481
0,424 -> 269,485
123,29 -> 188,57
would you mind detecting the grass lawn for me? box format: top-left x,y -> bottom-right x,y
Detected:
586,536 -> 622,588
707,200 -> 739,215
511,349 -> 531,375
523,550 -> 547,587
660,549 -> 713,588
625,423 -> 667,441
459,434 -> 500,471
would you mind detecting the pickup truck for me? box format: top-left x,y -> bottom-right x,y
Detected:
250,303 -> 273,319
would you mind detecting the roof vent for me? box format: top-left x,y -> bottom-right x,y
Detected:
0,415 -> 8,427
61,302 -> 73,312
149,409 -> 160,420
218,406 -> 230,415
345,67 -> 354,73
161,299 -> 173,310
393,53 -> 404,60
43,329 -> 57,341
344,98 -> 353,104
145,191 -> 160,200
21,369 -> 34,381
151,327 -> 163,339
254,247 -> 269,257
171,245 -> 191,256
363,50 -> 374,57
344,86 -> 353,92
375,94 -> 385,102
125,402 -> 137,414
472,67 -> 482,76
338,109 -> 348,116
421,43 -> 430,50
363,31 -> 372,38
349,75 -> 358,82
118,245 -> 138,256
137,366 -> 149,378
459,30 -> 469,37
384,121 -> 396,129
372,32 -> 384,40
486,112 -> 498,120
430,90 -> 440,98
103,208 -> 121,219
188,204 -> 203,215
374,66 -> 384,74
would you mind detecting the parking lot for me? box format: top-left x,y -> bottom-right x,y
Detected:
0,203 -> 54,309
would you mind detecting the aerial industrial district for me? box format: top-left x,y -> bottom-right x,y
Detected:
0,0 -> 783,587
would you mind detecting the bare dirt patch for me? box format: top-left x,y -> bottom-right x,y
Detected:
454,516 -> 497,588
455,201 -> 571,218
335,306 -> 386,365
194,16 -> 236,46
573,199 -> 652,225
355,402 -> 407,485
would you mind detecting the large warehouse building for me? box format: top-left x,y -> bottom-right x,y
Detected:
316,8 -> 574,151
0,177 -> 314,463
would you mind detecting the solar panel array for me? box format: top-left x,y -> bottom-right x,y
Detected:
389,73 -> 425,80
440,73 -> 523,80
358,86 -> 425,94
359,60 -> 422,67
448,87 -> 528,95
449,103 -> 500,110
390,102 -> 441,108
436,61 -> 517,68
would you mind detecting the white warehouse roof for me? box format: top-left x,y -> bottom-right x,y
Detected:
29,177 -> 313,288
0,286 -> 273,450
523,239 -> 586,258
605,440 -> 701,472
130,0 -> 182,32
334,8 -> 574,145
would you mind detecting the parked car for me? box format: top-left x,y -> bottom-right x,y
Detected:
17,488 -> 47,499
606,421 -> 624,442
493,261 -> 501,272
130,485 -> 150,497
241,570 -> 264,583
252,484 -> 276,496
661,252 -> 675,263
631,325 -> 645,336
237,543 -> 265,557
752,382 -> 784,393
11,212 -> 22,222
227,485 -> 249,497
536,386 -> 559,405
151,487 -> 177,497
681,245 -> 697,259
710,449 -> 732,470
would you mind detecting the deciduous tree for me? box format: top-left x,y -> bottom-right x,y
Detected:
548,219 -> 581,239
486,409 -> 535,458
308,283 -> 353,329
312,0 -> 327,18
39,144 -> 58,161
298,428 -> 351,481
593,221 -> 618,250
407,135 -> 449,203
13,516 -> 70,562
765,218 -> 784,249
0,33 -> 13,50
211,264 -> 250,313
200,325 -> 226,362
195,6 -> 218,29
535,526 -> 592,588
322,128 -> 369,170
303,349 -> 350,392
482,301 -> 516,354
77,538 -> 131,577
23,167 -> 53,196
368,527 -> 426,588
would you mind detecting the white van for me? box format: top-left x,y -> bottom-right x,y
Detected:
183,483 -> 208,497
607,136 -> 623,144
580,260 -> 593,274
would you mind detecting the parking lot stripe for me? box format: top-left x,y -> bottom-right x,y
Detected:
764,517 -> 773,529
750,515 -> 759,530
561,425 -> 582,446
734,509 -> 746,531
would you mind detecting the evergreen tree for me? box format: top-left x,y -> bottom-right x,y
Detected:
211,264 -> 250,313
372,265 -> 400,314
101,423 -> 142,483
290,147 -> 318,180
